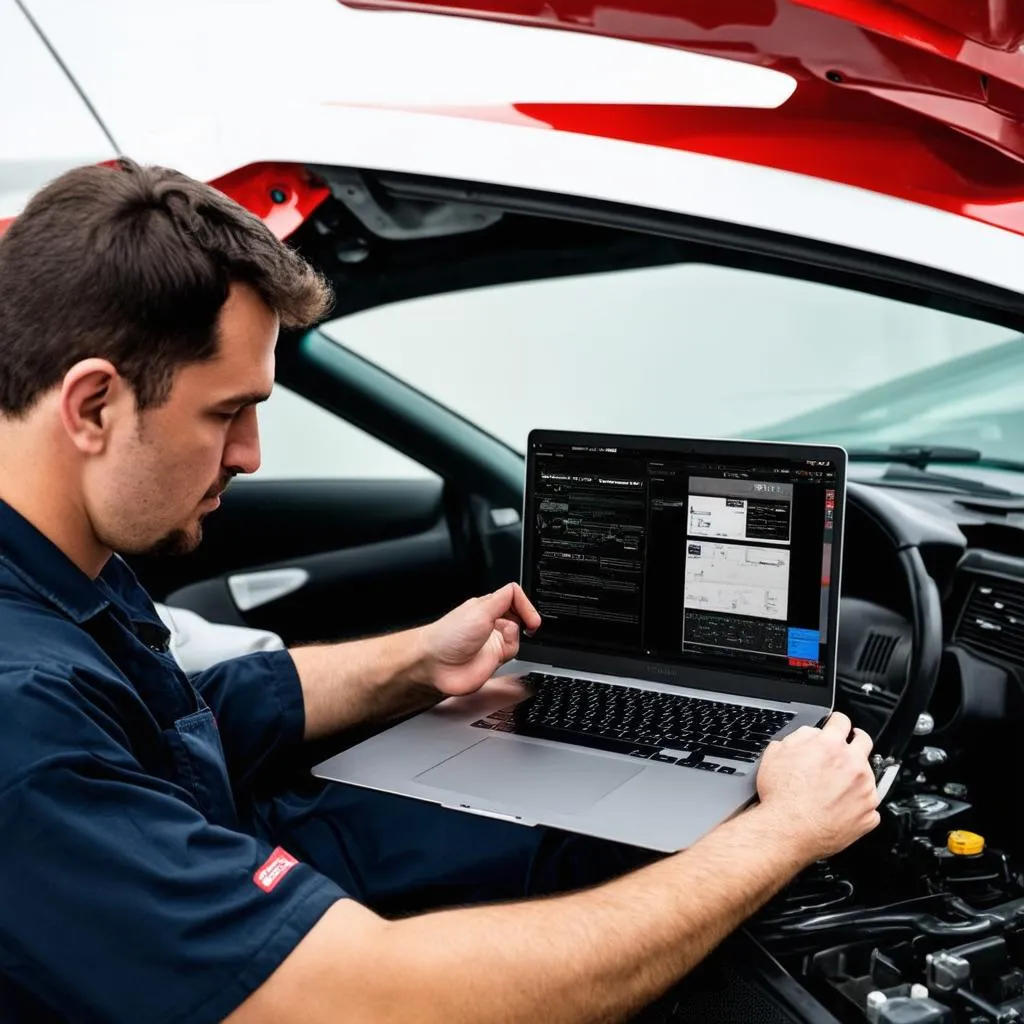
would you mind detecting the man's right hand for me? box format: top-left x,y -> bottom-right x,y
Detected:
755,711 -> 881,861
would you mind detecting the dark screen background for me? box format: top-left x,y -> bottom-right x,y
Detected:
522,441 -> 836,686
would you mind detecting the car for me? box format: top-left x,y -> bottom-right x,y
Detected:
5,1 -> 1024,1021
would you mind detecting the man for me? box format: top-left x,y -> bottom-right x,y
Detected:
0,160 -> 880,1023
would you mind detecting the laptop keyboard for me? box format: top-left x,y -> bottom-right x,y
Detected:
472,673 -> 794,776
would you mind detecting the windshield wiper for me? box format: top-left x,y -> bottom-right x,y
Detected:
848,445 -> 1024,476
846,446 -> 1022,496
846,445 -> 984,469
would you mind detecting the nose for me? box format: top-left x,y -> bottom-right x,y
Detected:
223,405 -> 261,477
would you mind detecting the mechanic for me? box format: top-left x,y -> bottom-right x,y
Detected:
0,160 -> 881,1024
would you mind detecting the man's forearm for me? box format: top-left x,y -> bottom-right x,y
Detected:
380,803 -> 807,1022
238,802 -> 812,1024
289,629 -> 441,741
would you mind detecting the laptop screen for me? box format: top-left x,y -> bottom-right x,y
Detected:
521,436 -> 841,688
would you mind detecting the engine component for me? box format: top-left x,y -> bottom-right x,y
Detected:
868,992 -> 953,1023
921,832 -> 1013,907
948,831 -> 986,857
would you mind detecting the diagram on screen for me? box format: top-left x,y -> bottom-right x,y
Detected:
684,542 -> 790,621
687,478 -> 793,546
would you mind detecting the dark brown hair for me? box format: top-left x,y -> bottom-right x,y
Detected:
0,158 -> 333,415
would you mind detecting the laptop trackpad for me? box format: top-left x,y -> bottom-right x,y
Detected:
416,738 -> 643,815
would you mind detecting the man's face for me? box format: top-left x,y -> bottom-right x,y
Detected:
85,282 -> 277,557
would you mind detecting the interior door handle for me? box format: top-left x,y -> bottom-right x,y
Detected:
227,568 -> 310,612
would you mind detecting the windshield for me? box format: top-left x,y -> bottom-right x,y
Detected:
320,260 -> 1024,488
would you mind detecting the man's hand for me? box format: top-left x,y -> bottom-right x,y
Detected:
292,583 -> 541,740
755,711 -> 880,861
420,583 -> 542,696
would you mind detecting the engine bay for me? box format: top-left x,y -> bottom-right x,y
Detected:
754,748 -> 1024,1024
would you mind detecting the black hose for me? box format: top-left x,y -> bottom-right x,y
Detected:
758,898 -> 999,949
761,880 -> 856,919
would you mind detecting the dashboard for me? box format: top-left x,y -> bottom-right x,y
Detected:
839,481 -> 1024,756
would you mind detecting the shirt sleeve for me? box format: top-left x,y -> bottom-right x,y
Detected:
191,648 -> 306,792
0,665 -> 345,1024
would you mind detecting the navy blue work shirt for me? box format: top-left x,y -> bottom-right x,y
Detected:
0,500 -> 347,1023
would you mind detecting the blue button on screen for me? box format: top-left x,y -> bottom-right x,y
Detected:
787,628 -> 820,660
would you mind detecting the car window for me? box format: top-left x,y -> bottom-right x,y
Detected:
319,262 -> 1015,460
254,383 -> 436,480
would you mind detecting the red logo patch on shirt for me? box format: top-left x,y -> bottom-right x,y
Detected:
254,847 -> 299,892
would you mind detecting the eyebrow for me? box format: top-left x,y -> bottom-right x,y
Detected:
215,391 -> 272,409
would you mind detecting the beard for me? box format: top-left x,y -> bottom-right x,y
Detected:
139,472 -> 232,558
144,523 -> 203,558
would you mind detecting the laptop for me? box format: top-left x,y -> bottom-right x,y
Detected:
312,430 -> 846,852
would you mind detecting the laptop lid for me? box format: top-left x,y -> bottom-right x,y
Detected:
517,430 -> 846,708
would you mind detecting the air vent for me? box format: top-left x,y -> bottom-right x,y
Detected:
955,576 -> 1024,666
857,632 -> 900,676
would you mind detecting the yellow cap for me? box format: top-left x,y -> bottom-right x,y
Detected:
948,830 -> 985,856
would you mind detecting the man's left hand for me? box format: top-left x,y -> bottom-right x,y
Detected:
420,583 -> 542,697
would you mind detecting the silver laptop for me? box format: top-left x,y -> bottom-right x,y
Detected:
313,431 -> 846,852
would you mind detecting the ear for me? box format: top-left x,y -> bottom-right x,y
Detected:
58,359 -> 130,455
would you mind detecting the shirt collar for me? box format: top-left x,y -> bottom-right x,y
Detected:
0,499 -> 113,623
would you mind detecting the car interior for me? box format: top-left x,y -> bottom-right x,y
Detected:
126,165 -> 1024,1024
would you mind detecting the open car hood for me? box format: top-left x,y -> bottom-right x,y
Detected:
336,0 -> 1024,237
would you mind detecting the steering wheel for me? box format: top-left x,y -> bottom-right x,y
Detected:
842,484 -> 946,761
